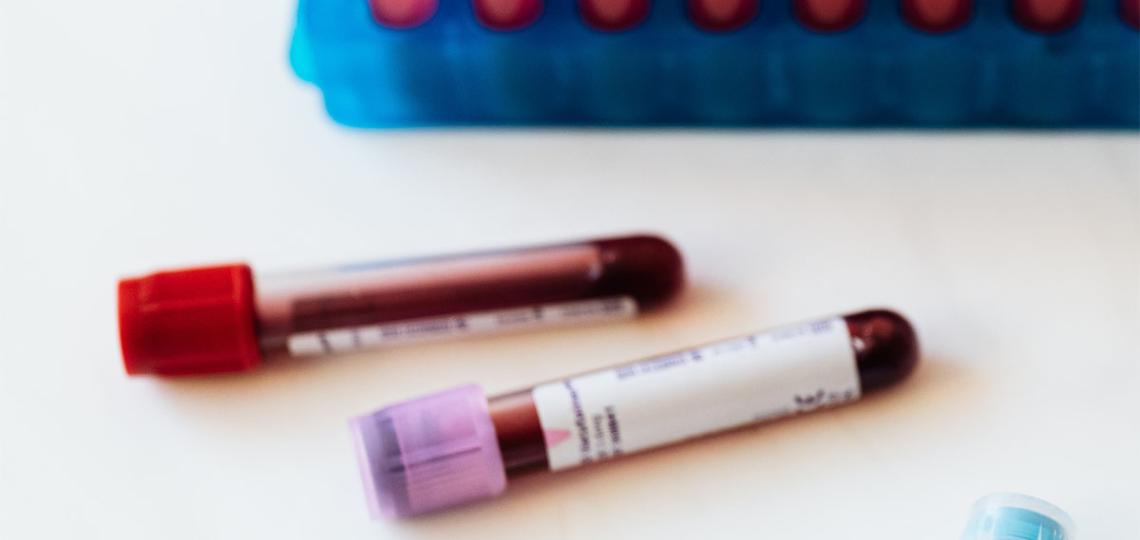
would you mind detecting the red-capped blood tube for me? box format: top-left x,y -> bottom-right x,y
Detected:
579,0 -> 651,31
688,0 -> 759,32
902,0 -> 973,32
795,0 -> 867,32
350,309 -> 919,518
1121,0 -> 1140,29
368,0 -> 439,29
473,0 -> 544,30
118,235 -> 684,377
1012,0 -> 1083,33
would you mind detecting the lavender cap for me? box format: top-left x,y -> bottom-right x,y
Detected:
349,384 -> 507,518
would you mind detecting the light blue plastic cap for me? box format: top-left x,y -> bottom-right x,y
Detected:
962,493 -> 1075,540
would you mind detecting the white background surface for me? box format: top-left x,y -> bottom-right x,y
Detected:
1,1 -> 1138,538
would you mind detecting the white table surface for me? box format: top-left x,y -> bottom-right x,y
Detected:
2,2 -> 1138,538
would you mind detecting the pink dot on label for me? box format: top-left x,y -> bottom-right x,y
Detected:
369,0 -> 438,29
474,0 -> 544,30
688,0 -> 759,31
544,428 -> 572,447
902,0 -> 972,32
794,0 -> 867,32
1012,0 -> 1083,33
580,0 -> 651,31
1122,0 -> 1140,29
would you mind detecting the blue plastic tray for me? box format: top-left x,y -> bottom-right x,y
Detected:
291,0 -> 1140,127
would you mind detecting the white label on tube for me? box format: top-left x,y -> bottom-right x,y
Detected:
531,317 -> 860,471
286,296 -> 637,356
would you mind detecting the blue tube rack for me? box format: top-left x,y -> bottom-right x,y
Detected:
291,0 -> 1140,128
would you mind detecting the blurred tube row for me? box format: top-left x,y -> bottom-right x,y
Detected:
293,0 -> 1139,127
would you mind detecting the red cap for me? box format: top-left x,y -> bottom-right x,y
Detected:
688,0 -> 759,32
473,0 -> 543,31
1012,0 -> 1083,33
795,0 -> 867,32
1123,0 -> 1140,29
368,0 -> 438,29
580,0 -> 651,32
118,263 -> 262,376
902,0 -> 973,33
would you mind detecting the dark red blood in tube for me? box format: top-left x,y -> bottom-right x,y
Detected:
1122,0 -> 1140,28
579,0 -> 651,31
1012,0 -> 1083,33
254,234 -> 683,355
843,309 -> 919,392
474,0 -> 544,30
488,308 -> 919,476
368,0 -> 438,28
590,236 -> 684,311
795,0 -> 867,32
688,0 -> 759,32
902,0 -> 973,32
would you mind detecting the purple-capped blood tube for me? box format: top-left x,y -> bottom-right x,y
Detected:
351,309 -> 919,518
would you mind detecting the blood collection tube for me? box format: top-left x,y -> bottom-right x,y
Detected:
795,0 -> 868,32
579,0 -> 651,32
688,0 -> 759,32
961,493 -> 1075,540
473,0 -> 544,30
1012,0 -> 1083,33
118,234 -> 683,377
1120,0 -> 1139,29
368,0 -> 439,29
902,0 -> 973,33
350,309 -> 919,518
